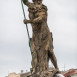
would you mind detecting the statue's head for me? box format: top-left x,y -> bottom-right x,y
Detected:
32,0 -> 42,4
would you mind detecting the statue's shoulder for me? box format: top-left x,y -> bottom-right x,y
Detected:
42,4 -> 48,11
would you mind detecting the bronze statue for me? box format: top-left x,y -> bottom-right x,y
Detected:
23,0 -> 59,73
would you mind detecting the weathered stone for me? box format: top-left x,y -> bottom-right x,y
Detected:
20,69 -> 55,77
20,72 -> 31,77
22,0 -> 59,75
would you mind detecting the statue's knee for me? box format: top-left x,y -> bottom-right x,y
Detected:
45,42 -> 49,51
48,50 -> 53,58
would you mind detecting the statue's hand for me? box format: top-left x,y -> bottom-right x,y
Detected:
23,19 -> 29,24
23,19 -> 32,24
23,0 -> 28,4
23,0 -> 31,7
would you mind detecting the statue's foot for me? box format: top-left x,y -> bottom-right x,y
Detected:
31,69 -> 36,74
30,67 -> 36,74
53,69 -> 61,77
55,67 -> 60,73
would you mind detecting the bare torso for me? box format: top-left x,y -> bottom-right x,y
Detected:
28,4 -> 52,49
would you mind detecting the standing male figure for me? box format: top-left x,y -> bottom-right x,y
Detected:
23,0 -> 59,73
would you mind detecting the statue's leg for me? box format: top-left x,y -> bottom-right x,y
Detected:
37,47 -> 48,72
48,32 -> 59,70
48,49 -> 59,70
31,40 -> 38,73
38,42 -> 49,71
31,51 -> 38,73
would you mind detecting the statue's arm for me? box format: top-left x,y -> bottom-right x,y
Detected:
23,0 -> 32,7
32,11 -> 47,23
24,11 -> 47,24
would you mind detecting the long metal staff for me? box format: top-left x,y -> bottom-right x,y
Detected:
21,0 -> 36,72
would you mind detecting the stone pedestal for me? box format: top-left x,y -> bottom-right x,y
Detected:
27,71 -> 54,77
20,68 -> 55,77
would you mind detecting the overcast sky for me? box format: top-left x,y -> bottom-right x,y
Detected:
0,0 -> 77,77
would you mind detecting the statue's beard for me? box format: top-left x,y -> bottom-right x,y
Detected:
35,4 -> 42,9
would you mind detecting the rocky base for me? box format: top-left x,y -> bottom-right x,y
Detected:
37,70 -> 54,77
20,68 -> 56,77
